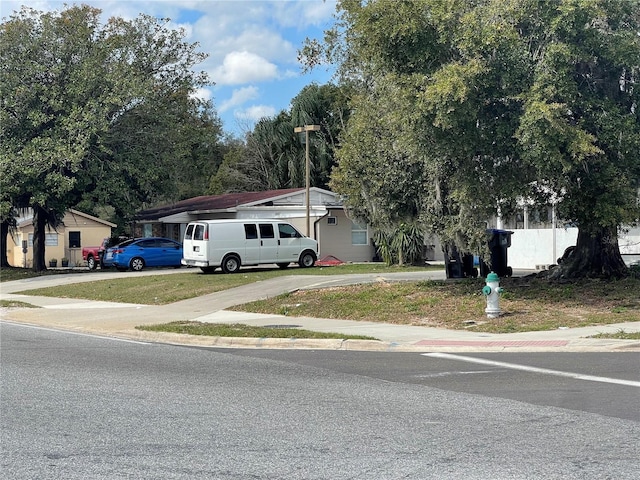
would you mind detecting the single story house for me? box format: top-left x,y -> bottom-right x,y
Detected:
9,209 -> 116,268
134,188 -> 380,263
136,190 -> 639,270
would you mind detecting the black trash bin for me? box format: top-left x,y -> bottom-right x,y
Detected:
446,252 -> 478,278
480,229 -> 513,277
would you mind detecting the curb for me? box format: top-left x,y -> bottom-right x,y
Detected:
98,328 -> 640,353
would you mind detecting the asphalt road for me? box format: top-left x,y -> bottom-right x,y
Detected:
218,349 -> 640,421
2,322 -> 639,480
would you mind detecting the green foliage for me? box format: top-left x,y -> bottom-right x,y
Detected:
212,83 -> 351,193
1,5 -> 221,262
306,0 -> 640,277
374,222 -> 425,266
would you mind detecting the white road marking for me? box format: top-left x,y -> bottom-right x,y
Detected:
423,352 -> 640,388
0,321 -> 152,345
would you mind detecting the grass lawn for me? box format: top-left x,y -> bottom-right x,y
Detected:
1,263 -> 437,304
229,276 -> 640,334
588,330 -> 640,340
3,264 -> 640,335
136,321 -> 378,340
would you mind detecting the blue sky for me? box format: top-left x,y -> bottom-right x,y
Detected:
0,0 -> 338,137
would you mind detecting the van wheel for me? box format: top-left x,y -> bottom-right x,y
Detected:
298,251 -> 316,268
222,254 -> 241,274
130,257 -> 145,271
277,263 -> 289,269
87,255 -> 97,270
201,266 -> 216,274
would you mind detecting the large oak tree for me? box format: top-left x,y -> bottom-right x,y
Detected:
1,5 -> 219,270
302,0 -> 640,278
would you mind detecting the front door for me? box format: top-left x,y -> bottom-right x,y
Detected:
277,223 -> 302,263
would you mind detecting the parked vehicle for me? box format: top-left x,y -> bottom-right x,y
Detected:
82,238 -> 110,270
103,237 -> 183,271
182,219 -> 318,273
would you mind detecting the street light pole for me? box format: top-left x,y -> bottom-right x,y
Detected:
294,124 -> 321,237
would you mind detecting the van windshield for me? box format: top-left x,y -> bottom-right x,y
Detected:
278,223 -> 300,238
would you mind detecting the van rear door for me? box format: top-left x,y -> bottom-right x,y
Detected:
183,222 -> 208,266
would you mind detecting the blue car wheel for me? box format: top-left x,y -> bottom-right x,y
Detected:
130,257 -> 145,271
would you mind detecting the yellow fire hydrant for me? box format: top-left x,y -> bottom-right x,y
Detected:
482,272 -> 504,318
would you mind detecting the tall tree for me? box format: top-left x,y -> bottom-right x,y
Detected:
1,5 -> 212,269
76,92 -> 224,231
302,0 -> 640,278
514,0 -> 640,278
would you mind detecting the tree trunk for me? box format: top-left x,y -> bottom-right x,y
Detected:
553,226 -> 628,279
32,206 -> 48,272
1,219 -> 11,268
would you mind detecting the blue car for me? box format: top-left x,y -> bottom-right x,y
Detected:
103,237 -> 183,271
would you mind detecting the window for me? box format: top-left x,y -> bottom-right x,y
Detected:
69,231 -> 81,248
185,224 -> 194,239
244,224 -> 258,239
351,221 -> 367,245
137,239 -> 157,248
259,224 -> 275,239
194,225 -> 205,241
327,217 -> 337,225
159,239 -> 180,248
28,233 -> 59,247
142,224 -> 152,237
278,223 -> 299,238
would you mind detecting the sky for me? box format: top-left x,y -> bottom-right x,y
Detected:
0,0 -> 338,137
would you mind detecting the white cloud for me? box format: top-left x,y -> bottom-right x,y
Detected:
235,105 -> 277,122
212,51 -> 278,85
271,0 -> 336,28
219,86 -> 259,113
190,87 -> 212,102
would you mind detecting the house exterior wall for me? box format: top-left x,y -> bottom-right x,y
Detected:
8,225 -> 67,269
10,210 -> 114,268
316,209 -> 375,262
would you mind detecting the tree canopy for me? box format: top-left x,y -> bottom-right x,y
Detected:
302,0 -> 640,277
1,5 -> 222,270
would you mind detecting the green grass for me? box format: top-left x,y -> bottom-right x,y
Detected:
587,329 -> 640,340
0,299 -> 39,309
4,264 -> 639,336
230,276 -> 640,334
0,266 -> 89,283
4,264 -> 438,304
136,321 -> 378,340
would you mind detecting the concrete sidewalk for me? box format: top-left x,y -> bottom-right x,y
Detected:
1,269 -> 639,352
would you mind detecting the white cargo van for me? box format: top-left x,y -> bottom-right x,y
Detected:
181,219 -> 318,273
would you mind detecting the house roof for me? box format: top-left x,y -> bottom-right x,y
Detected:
16,209 -> 116,229
135,189 -> 308,221
67,209 -> 117,228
